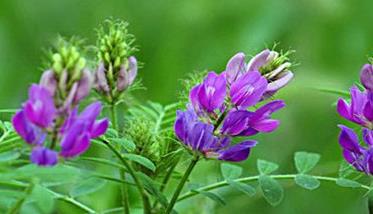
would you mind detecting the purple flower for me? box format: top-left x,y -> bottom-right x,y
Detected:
229,71 -> 268,108
190,72 -> 226,113
12,111 -> 46,145
226,52 -> 247,84
23,84 -> 56,128
40,70 -> 57,96
95,63 -> 110,93
221,100 -> 285,136
360,64 -> 373,91
174,108 -> 257,162
60,102 -> 109,158
117,56 -> 138,91
338,125 -> 373,174
30,146 -> 58,167
247,49 -> 294,98
337,86 -> 373,128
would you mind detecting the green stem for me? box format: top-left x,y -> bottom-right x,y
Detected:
45,189 -> 96,213
120,168 -> 130,214
109,104 -> 129,214
102,139 -> 151,214
178,174 -> 371,202
164,156 -> 200,214
152,160 -> 179,209
213,111 -> 227,132
110,104 -> 118,130
7,183 -> 35,214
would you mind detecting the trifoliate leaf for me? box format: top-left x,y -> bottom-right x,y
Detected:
294,152 -> 320,173
257,160 -> 279,175
227,180 -> 256,197
259,175 -> 284,206
193,190 -> 226,206
221,163 -> 242,180
295,174 -> 320,190
336,178 -> 362,188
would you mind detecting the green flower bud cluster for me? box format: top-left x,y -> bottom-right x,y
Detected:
97,20 -> 135,71
52,38 -> 86,81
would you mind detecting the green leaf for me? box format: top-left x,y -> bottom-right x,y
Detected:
294,152 -> 320,173
338,161 -> 360,178
317,88 -> 350,97
105,128 -> 118,138
259,175 -> 284,206
295,174 -> 320,190
123,154 -> 156,172
193,190 -> 226,206
257,160 -> 279,175
227,180 -> 256,197
30,185 -> 55,214
336,178 -> 362,188
70,178 -> 107,198
110,138 -> 136,152
137,172 -> 168,208
0,151 -> 20,162
221,163 -> 242,180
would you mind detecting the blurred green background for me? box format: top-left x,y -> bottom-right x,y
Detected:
0,0 -> 372,213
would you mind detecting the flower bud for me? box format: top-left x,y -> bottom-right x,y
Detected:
40,70 -> 57,96
95,62 -> 110,93
117,56 -> 138,92
360,64 -> 373,91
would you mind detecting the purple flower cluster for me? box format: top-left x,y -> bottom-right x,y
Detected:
12,47 -> 109,167
337,63 -> 373,174
175,50 -> 292,162
13,82 -> 108,166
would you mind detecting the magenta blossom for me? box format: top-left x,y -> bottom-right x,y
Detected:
226,50 -> 293,99
338,125 -> 373,175
221,100 -> 285,136
190,72 -> 226,114
337,64 -> 373,129
12,84 -> 108,166
174,107 -> 257,162
60,102 -> 109,158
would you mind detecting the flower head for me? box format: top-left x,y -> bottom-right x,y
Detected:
190,72 -> 226,114
337,64 -> 373,129
338,125 -> 373,174
226,49 -> 294,100
174,108 -> 257,162
94,20 -> 138,103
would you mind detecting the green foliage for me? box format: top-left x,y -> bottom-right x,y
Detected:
257,159 -> 279,175
294,175 -> 320,190
294,151 -> 320,174
123,154 -> 156,172
227,180 -> 256,197
70,178 -> 107,198
258,175 -> 284,206
221,163 -> 242,180
336,178 -> 362,188
29,184 -> 55,214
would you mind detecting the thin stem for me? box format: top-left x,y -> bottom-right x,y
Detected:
7,183 -> 35,214
102,139 -> 151,214
213,111 -> 227,132
110,104 -> 118,130
45,189 -> 96,213
152,160 -> 179,209
120,168 -> 130,214
164,156 -> 200,214
109,104 -> 129,214
178,174 -> 371,202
